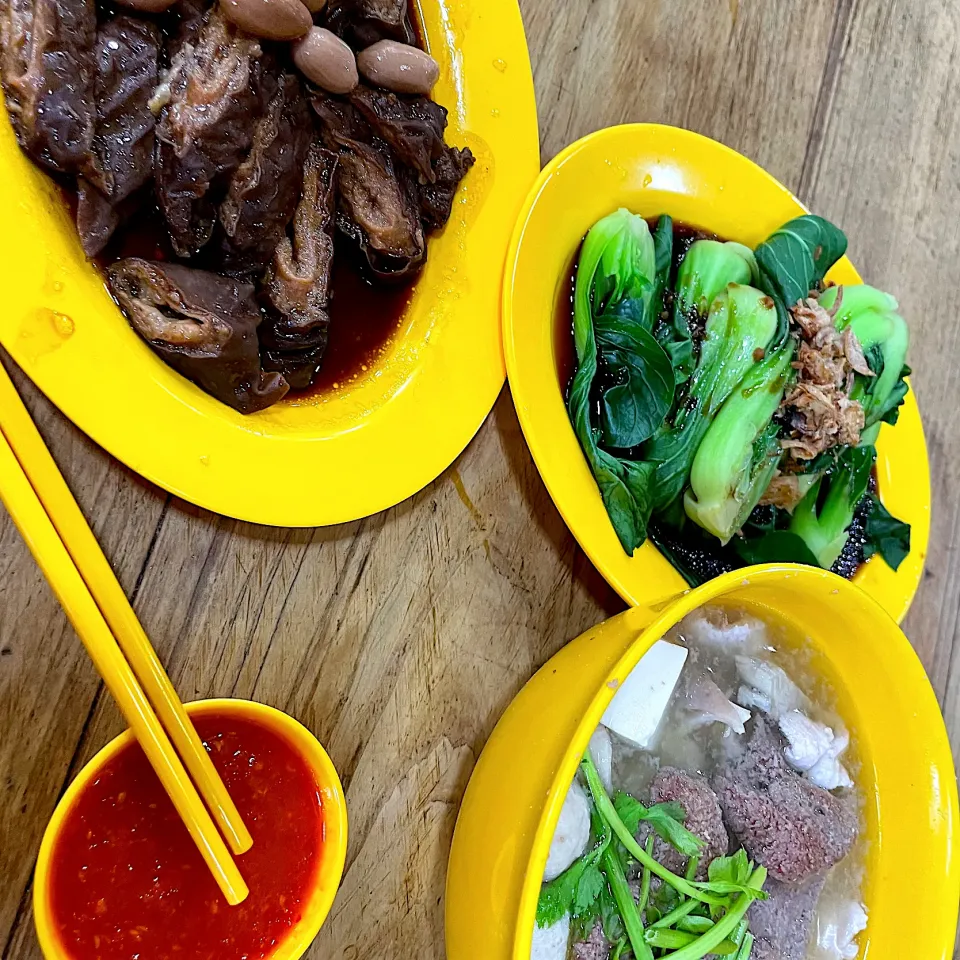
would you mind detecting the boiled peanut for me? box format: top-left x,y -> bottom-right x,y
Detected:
302,0 -> 326,10
115,0 -> 178,11
356,40 -> 440,95
219,0 -> 312,41
292,27 -> 359,94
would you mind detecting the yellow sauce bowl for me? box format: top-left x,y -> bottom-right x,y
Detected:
33,698 -> 348,960
446,565 -> 959,960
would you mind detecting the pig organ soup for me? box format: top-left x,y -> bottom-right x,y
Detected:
534,606 -> 866,960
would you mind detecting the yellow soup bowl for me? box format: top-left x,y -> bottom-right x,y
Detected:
33,698 -> 348,960
503,123 -> 930,623
446,564 -> 959,960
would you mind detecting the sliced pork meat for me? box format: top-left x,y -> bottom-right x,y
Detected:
261,144 -> 338,389
78,15 -> 161,256
218,72 -> 312,274
324,0 -> 415,47
642,767 -> 727,878
749,873 -> 826,960
313,92 -> 425,280
0,0 -> 95,174
109,258 -> 289,414
154,8 -> 264,257
713,715 -> 857,884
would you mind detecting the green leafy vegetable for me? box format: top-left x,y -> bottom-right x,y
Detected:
602,842 -> 654,960
613,793 -> 704,858
708,849 -> 753,887
754,215 -> 848,341
676,240 -> 758,318
595,301 -> 676,449
733,530 -> 820,568
645,928 -> 739,955
788,445 -> 875,569
819,284 -> 910,432
568,209 -> 678,552
684,345 -> 793,542
582,755 -> 762,907
657,238 -> 756,384
863,494 -> 911,570
648,283 -> 779,512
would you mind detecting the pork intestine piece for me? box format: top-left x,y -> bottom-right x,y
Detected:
154,7 -> 264,257
109,258 -> 289,414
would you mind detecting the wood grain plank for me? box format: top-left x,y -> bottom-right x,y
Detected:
4,1 -> 960,958
798,0 -> 960,767
521,0 -> 842,185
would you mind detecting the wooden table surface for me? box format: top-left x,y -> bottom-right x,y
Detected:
2,0 -> 959,957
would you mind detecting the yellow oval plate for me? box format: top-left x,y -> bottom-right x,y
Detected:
0,0 -> 539,527
504,124 -> 929,624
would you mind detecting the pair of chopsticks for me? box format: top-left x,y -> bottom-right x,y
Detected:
0,363 -> 252,905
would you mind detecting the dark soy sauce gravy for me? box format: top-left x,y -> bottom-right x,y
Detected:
97,201 -> 413,400
555,217 -> 869,583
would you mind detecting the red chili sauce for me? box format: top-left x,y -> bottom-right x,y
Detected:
48,714 -> 325,960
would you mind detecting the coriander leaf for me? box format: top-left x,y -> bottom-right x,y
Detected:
573,863 -> 606,918
863,494 -> 911,571
537,859 -> 586,928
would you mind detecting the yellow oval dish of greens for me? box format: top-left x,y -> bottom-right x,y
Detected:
503,124 -> 929,624
0,0 -> 539,527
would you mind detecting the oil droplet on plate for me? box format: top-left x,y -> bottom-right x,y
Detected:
642,173 -> 653,188
490,107 -> 500,118
199,455 -> 210,467
51,311 -> 75,338
492,58 -> 507,72
17,307 -> 76,361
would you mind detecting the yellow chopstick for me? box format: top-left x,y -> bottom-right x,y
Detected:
0,370 -> 252,857
0,426 -> 248,907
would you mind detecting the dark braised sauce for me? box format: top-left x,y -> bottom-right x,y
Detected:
299,240 -> 413,396
100,213 -> 413,396
557,217 -> 870,582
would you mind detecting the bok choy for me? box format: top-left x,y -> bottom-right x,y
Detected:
564,207 -> 913,582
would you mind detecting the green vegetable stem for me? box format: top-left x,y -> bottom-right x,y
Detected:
567,209 -> 677,553
683,344 -> 793,542
647,283 -> 779,513
818,284 -> 910,438
788,445 -> 875,569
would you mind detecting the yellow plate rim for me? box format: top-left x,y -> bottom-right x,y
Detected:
503,123 -> 930,623
0,0 -> 541,527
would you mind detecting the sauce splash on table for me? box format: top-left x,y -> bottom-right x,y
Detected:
48,713 -> 325,960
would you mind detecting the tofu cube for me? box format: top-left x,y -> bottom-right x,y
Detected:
601,640 -> 688,750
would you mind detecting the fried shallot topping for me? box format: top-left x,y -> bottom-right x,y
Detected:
778,289 -> 873,463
